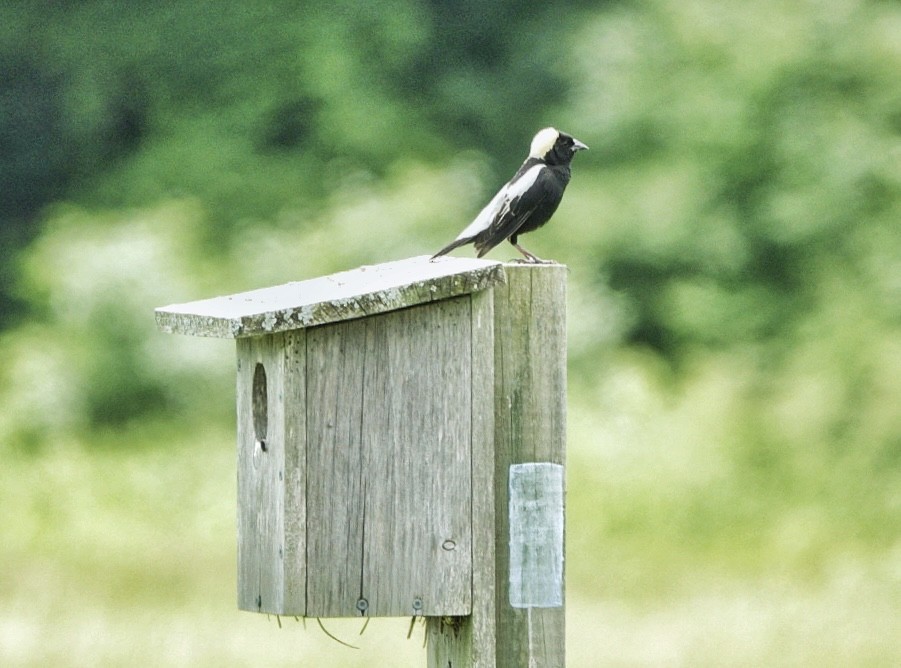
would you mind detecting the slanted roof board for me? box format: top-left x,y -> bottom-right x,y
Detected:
155,255 -> 505,338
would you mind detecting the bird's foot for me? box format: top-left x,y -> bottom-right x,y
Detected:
511,255 -> 555,264
511,242 -> 551,264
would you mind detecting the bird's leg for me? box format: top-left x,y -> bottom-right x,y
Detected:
511,241 -> 549,264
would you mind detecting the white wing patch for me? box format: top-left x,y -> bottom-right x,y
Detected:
455,165 -> 545,240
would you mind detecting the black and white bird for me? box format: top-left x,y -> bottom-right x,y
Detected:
432,127 -> 588,263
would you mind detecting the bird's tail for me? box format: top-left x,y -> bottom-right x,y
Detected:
431,236 -> 474,260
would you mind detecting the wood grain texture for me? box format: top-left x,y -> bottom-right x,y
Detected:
304,319 -> 367,616
428,264 -> 567,667
305,297 -> 474,617
427,287 -> 497,668
155,256 -> 504,338
492,263 -> 567,668
236,330 -> 307,615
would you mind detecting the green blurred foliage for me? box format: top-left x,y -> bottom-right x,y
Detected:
1,0 -> 900,664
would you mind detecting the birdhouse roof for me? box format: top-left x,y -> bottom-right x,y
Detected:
155,255 -> 504,338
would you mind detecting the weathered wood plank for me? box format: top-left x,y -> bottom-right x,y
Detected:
236,330 -> 307,615
427,287 -> 498,668
304,320 -> 368,616
492,263 -> 567,668
305,297 -> 474,617
469,287 -> 499,668
361,297 -> 473,617
281,331 -> 307,613
155,255 -> 504,338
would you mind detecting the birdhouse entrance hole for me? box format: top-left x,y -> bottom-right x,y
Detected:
252,362 -> 268,454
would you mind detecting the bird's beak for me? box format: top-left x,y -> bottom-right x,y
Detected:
573,138 -> 589,151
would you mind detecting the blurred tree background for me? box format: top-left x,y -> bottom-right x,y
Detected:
1,1 -> 899,665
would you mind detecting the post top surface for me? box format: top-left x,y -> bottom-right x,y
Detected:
155,255 -> 504,338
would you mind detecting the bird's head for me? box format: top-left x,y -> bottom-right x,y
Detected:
528,127 -> 589,166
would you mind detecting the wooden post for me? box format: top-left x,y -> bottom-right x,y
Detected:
493,263 -> 567,667
425,287 -> 498,667
428,263 -> 567,668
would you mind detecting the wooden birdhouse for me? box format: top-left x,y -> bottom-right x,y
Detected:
155,255 -> 567,667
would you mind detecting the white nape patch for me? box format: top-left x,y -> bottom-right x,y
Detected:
529,127 -> 559,159
508,462 -> 564,608
455,165 -> 544,240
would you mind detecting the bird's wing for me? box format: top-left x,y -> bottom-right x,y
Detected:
453,164 -> 545,242
472,165 -> 555,255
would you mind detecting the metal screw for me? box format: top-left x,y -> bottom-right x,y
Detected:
412,597 -> 423,613
356,598 -> 369,614
441,539 -> 457,551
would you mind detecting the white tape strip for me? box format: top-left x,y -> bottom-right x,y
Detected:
508,462 -> 564,608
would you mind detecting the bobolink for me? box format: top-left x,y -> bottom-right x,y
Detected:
432,127 -> 588,263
